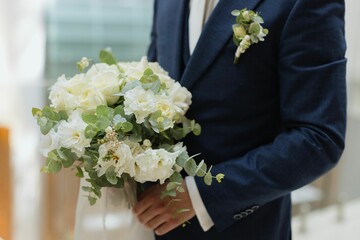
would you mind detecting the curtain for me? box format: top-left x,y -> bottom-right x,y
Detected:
346,0 -> 360,118
0,0 -> 47,240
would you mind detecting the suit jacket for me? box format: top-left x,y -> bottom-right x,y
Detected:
148,0 -> 347,239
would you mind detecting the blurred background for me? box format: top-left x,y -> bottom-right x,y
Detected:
0,0 -> 359,239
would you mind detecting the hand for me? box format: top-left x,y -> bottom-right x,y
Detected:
133,180 -> 195,236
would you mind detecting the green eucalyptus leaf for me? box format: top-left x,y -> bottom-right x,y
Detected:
32,108 -> 42,118
40,121 -> 53,135
195,160 -> 207,177
176,151 -> 190,168
37,117 -> 48,127
121,122 -> 133,133
122,80 -> 141,93
99,48 -> 117,65
114,106 -> 126,117
43,106 -> 60,121
249,22 -> 261,34
166,182 -> 179,191
75,167 -> 84,178
59,148 -> 77,168
82,186 -> 92,192
95,116 -> 111,130
170,171 -> 183,183
193,123 -> 202,136
82,115 -> 98,124
160,189 -> 177,199
231,9 -> 241,16
85,125 -> 99,139
47,159 -> 62,173
175,208 -> 190,214
176,186 -> 185,193
58,111 -> 68,121
184,158 -> 197,176
96,105 -> 109,117
204,172 -> 213,186
88,196 -> 97,206
96,105 -> 114,119
251,34 -> 259,43
105,166 -> 118,185
252,15 -> 264,24
92,187 -> 102,198
141,80 -> 161,94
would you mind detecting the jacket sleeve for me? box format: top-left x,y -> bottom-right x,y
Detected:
147,0 -> 158,62
195,0 -> 347,231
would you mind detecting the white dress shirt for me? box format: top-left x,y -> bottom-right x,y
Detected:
186,0 -> 219,232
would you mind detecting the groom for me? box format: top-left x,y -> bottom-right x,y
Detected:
133,0 -> 347,239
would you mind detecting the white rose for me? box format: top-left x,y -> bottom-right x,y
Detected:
134,148 -> 178,184
86,63 -> 122,105
96,142 -> 135,177
148,61 -> 169,76
123,86 -> 156,123
49,75 -> 79,112
39,128 -> 61,157
77,87 -> 107,113
155,95 -> 176,121
64,73 -> 89,95
86,63 -> 119,78
57,111 -> 91,157
167,81 -> 192,116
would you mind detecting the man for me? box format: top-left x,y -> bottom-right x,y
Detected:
133,0 -> 347,239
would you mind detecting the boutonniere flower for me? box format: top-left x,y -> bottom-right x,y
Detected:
231,8 -> 269,64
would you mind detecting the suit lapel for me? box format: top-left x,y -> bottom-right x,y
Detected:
180,0 -> 264,90
159,0 -> 189,81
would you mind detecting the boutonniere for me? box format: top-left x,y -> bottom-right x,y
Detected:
231,8 -> 269,64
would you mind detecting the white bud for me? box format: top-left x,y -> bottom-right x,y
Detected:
143,139 -> 152,147
105,126 -> 113,134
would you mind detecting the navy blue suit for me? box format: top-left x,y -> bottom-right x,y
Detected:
148,0 -> 346,239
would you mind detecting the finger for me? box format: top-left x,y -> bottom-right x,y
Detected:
137,200 -> 167,225
154,219 -> 179,236
133,196 -> 153,216
145,213 -> 169,230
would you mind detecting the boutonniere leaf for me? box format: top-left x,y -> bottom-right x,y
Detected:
231,8 -> 269,64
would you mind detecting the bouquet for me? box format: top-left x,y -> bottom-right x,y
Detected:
33,49 -> 223,205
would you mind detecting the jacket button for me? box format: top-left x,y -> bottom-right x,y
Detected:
245,209 -> 254,215
251,205 -> 259,211
240,212 -> 248,218
233,214 -> 243,220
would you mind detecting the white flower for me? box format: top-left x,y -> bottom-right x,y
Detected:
39,128 -> 60,157
77,86 -> 107,113
123,86 -> 156,123
155,95 -> 176,121
86,63 -> 122,105
77,57 -> 90,70
167,81 -> 192,116
49,74 -> 107,113
96,142 -> 135,177
134,148 -> 179,184
123,139 -> 144,156
86,63 -> 119,78
255,25 -> 267,42
49,75 -> 79,112
57,111 -> 91,157
118,58 -> 148,82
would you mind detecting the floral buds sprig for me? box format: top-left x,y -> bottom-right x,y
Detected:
231,8 -> 269,64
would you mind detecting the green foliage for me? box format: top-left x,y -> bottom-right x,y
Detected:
99,48 -> 118,66
33,49 -> 226,207
105,166 -> 118,185
140,68 -> 161,93
32,107 -> 67,135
